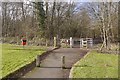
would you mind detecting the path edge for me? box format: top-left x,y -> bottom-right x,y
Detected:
69,50 -> 91,78
1,47 -> 60,80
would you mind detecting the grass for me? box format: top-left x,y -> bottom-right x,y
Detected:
1,43 -> 46,78
72,51 -> 118,78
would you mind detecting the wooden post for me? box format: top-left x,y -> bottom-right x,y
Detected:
80,38 -> 82,48
36,55 -> 40,67
61,56 -> 65,69
70,37 -> 73,48
54,37 -> 57,48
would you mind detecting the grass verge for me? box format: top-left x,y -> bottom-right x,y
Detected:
1,43 -> 46,78
72,50 -> 118,78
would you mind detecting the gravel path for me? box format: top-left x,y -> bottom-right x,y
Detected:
22,48 -> 88,78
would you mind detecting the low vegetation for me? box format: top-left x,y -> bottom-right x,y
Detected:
2,44 -> 46,78
72,51 -> 118,78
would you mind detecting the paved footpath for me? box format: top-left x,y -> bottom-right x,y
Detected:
22,48 -> 88,78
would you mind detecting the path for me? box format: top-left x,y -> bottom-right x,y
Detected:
22,48 -> 88,78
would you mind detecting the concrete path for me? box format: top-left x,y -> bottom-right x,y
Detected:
22,48 -> 88,78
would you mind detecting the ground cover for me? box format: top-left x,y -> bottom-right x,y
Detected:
72,50 -> 118,78
1,44 -> 46,78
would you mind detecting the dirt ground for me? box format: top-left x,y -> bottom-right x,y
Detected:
21,48 -> 88,78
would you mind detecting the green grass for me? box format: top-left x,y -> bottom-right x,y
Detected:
72,51 -> 118,78
1,44 -> 46,78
